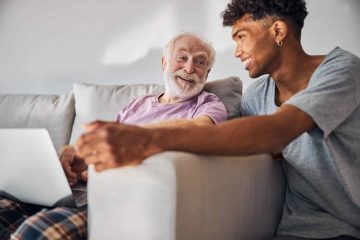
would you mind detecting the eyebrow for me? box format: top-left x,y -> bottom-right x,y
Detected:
232,28 -> 244,39
177,48 -> 209,58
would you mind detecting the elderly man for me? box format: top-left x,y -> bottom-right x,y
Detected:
76,0 -> 360,239
0,33 -> 226,240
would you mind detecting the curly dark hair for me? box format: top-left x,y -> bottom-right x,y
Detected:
221,0 -> 308,39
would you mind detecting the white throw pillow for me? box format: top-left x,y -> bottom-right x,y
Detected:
70,83 -> 164,144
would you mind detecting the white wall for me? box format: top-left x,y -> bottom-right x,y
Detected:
0,0 -> 359,94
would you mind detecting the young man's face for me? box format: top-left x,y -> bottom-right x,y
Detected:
163,36 -> 210,99
231,14 -> 279,78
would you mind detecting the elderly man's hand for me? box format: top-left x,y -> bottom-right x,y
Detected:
58,145 -> 88,186
75,121 -> 160,172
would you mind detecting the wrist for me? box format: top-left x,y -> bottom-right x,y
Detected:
143,128 -> 164,158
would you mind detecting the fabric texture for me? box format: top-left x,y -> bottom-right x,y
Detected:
203,76 -> 242,119
115,91 -> 227,125
240,47 -> 360,239
0,93 -> 75,150
0,198 -> 87,240
70,76 -> 242,143
88,153 -> 284,240
70,83 -> 164,144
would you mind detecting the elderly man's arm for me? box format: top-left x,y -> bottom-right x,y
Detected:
143,115 -> 214,128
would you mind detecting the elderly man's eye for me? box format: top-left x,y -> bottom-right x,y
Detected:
177,55 -> 187,62
195,59 -> 206,66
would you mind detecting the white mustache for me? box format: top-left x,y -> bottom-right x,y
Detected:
175,70 -> 200,82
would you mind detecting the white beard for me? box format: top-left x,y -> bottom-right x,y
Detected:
164,68 -> 206,100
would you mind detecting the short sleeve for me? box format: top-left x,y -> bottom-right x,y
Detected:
114,96 -> 142,123
193,92 -> 227,124
285,48 -> 360,138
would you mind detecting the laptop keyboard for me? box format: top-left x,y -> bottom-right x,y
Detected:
72,190 -> 87,207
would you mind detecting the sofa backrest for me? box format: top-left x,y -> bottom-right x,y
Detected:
0,93 -> 75,151
0,76 -> 242,149
69,76 -> 242,144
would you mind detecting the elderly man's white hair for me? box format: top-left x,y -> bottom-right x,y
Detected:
162,32 -> 216,71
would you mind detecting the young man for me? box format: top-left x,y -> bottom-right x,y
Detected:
75,0 -> 360,239
0,33 -> 227,240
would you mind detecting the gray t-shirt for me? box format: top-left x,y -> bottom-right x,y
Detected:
240,47 -> 360,238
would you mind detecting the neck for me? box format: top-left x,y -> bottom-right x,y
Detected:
271,41 -> 325,105
159,91 -> 192,104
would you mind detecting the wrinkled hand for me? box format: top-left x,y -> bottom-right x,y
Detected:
58,145 -> 88,186
75,121 -> 160,172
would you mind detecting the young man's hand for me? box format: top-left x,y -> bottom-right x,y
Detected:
58,145 -> 88,186
75,121 -> 161,172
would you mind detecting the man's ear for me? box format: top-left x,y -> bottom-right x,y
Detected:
272,20 -> 288,43
162,56 -> 167,71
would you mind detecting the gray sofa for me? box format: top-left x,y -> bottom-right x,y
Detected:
0,77 -> 285,240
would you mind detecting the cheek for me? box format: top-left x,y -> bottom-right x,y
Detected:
171,61 -> 184,71
196,68 -> 206,79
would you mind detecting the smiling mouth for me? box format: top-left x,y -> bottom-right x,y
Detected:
177,76 -> 195,83
242,58 -> 252,69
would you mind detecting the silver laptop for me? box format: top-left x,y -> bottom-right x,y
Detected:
0,128 -> 87,207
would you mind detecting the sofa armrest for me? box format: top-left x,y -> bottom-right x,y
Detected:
87,152 -> 285,240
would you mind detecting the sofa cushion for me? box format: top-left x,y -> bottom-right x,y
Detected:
70,76 -> 242,144
203,76 -> 242,119
0,93 -> 75,150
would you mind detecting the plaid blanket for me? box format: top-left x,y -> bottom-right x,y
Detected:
0,198 -> 87,240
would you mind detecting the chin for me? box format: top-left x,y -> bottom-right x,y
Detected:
248,70 -> 262,79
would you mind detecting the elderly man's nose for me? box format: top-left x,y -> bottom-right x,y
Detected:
184,61 -> 195,73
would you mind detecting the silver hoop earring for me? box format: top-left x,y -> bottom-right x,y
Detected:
277,40 -> 283,47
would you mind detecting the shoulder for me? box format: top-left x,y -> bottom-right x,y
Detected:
192,91 -> 227,123
318,47 -> 360,77
195,91 -> 223,104
309,47 -> 360,93
323,47 -> 360,65
127,94 -> 158,105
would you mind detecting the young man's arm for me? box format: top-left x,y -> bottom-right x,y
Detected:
75,104 -> 315,171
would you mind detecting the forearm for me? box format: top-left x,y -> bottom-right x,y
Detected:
148,105 -> 314,156
143,116 -> 214,129
75,105 -> 314,171
148,116 -> 287,156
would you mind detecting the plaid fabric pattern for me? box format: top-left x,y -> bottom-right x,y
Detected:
0,199 -> 87,240
0,199 -> 43,233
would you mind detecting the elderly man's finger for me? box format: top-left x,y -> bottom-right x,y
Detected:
65,166 -> 77,179
81,170 -> 88,182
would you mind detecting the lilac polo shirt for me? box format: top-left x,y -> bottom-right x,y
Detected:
115,91 -> 227,125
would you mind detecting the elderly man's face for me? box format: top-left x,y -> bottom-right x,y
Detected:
163,36 -> 210,99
